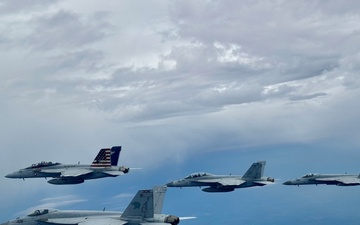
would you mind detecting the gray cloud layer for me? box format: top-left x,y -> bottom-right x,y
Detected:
1,1 -> 360,218
0,0 -> 359,162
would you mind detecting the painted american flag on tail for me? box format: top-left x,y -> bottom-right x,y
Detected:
91,148 -> 111,167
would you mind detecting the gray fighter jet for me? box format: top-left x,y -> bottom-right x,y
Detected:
166,161 -> 275,192
5,146 -> 129,185
0,186 -> 194,225
283,173 -> 360,186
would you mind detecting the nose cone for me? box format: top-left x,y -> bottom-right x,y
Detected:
166,181 -> 176,187
166,180 -> 182,187
5,172 -> 17,178
5,170 -> 23,178
283,180 -> 293,185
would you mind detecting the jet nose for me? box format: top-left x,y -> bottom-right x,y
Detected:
5,170 -> 26,179
5,172 -> 18,178
5,173 -> 14,178
166,180 -> 181,187
283,181 -> 293,185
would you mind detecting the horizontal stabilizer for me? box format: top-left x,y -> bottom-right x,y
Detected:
102,171 -> 125,176
253,177 -> 275,185
253,181 -> 275,186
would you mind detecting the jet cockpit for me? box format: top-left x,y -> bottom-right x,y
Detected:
302,173 -> 319,178
184,172 -> 213,179
26,162 -> 61,169
28,209 -> 50,217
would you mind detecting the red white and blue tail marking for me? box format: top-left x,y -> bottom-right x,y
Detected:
91,148 -> 111,168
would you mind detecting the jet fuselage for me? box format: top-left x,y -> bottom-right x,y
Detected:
5,164 -> 127,179
167,175 -> 269,188
283,173 -> 360,186
2,209 -> 121,225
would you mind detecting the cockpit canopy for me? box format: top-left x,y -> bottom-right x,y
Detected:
302,173 -> 319,178
28,209 -> 50,217
26,161 -> 60,169
184,172 -> 213,179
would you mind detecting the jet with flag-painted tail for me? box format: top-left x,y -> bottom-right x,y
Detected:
5,146 -> 129,185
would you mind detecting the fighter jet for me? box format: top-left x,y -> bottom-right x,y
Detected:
283,173 -> 360,186
0,186 -> 195,225
5,146 -> 129,185
166,161 -> 275,192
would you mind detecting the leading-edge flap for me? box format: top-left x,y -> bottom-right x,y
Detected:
60,168 -> 93,177
37,218 -> 81,225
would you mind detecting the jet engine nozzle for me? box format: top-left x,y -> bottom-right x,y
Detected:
119,166 -> 130,173
267,177 -> 275,182
165,215 -> 180,225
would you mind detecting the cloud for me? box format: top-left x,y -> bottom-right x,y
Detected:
0,0 -> 359,164
1,1 -> 360,223
112,193 -> 134,199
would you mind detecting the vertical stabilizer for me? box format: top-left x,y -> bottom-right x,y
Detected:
242,161 -> 266,179
121,189 -> 154,221
110,146 -> 122,166
91,148 -> 111,168
153,186 -> 167,214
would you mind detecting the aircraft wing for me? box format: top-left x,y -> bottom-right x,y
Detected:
41,168 -> 94,178
316,177 -> 360,185
37,218 -> 82,225
197,178 -> 245,186
38,217 -> 124,225
253,180 -> 274,185
60,168 -> 93,178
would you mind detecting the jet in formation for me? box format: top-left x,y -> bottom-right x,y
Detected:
283,173 -> 360,186
5,146 -> 129,185
167,161 -> 275,192
0,186 -> 194,225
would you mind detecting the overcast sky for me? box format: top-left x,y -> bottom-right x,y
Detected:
1,0 -> 360,224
